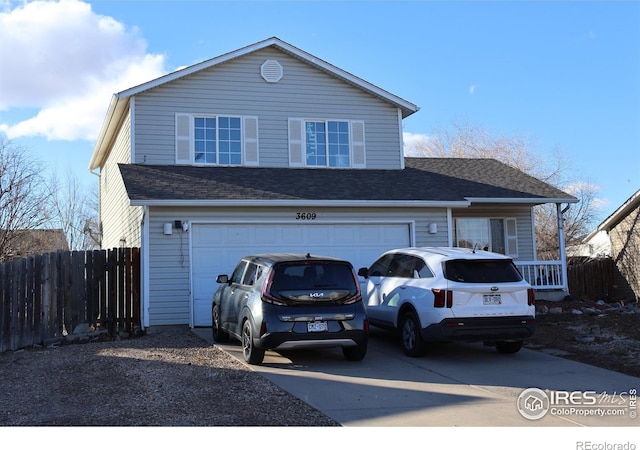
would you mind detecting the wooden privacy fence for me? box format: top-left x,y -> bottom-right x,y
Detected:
567,257 -> 615,302
0,248 -> 140,353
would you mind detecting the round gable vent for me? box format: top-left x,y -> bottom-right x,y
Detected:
261,59 -> 283,83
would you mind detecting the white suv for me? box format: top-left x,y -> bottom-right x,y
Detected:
358,247 -> 535,356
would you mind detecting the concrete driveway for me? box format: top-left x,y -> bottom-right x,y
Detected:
192,327 -> 639,427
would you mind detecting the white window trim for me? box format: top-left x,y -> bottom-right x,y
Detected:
454,217 -> 519,257
175,113 -> 258,166
288,117 -> 365,169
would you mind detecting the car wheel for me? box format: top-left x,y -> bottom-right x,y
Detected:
496,340 -> 523,354
211,304 -> 229,343
399,311 -> 427,357
342,341 -> 368,361
242,319 -> 265,365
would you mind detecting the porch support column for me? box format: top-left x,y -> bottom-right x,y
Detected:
557,203 -> 569,293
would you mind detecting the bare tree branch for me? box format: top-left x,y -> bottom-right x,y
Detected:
407,118 -> 595,259
0,136 -> 51,260
45,167 -> 100,250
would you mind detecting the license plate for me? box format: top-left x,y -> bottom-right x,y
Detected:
307,321 -> 328,332
483,294 -> 502,305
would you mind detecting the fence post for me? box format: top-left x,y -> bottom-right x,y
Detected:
132,247 -> 141,332
107,248 -> 116,333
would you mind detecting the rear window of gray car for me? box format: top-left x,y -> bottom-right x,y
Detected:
269,262 -> 357,292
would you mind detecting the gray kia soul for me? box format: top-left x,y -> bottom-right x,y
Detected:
211,253 -> 369,364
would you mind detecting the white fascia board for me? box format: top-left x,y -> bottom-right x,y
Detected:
88,95 -> 118,170
465,197 -> 579,205
89,95 -> 130,170
129,199 -> 471,208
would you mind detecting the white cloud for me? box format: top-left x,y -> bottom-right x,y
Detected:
469,85 -> 476,94
403,132 -> 432,156
0,0 -> 167,140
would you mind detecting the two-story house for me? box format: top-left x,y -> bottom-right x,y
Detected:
88,37 -> 577,329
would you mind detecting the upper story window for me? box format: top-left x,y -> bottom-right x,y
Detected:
305,120 -> 350,167
289,118 -> 366,169
454,217 -> 518,257
194,116 -> 242,165
176,113 -> 258,166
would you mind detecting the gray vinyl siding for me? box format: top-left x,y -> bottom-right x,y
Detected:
144,205 -> 449,326
451,205 -> 535,260
100,112 -> 143,249
132,47 -> 403,170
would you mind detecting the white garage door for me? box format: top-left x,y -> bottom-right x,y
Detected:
191,222 -> 411,326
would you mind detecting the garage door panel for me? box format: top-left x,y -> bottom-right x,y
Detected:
191,223 -> 410,326
279,226 -> 304,244
192,225 -> 222,243
226,226 -> 254,243
383,225 -> 410,242
305,226 -> 331,245
332,225 -> 357,244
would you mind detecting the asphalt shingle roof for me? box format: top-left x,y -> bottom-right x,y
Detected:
118,158 -> 576,204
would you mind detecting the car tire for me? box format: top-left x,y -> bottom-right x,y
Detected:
242,319 -> 265,365
342,341 -> 368,361
496,340 -> 523,354
399,311 -> 427,357
211,304 -> 229,343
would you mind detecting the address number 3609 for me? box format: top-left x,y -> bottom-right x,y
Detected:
296,212 -> 317,220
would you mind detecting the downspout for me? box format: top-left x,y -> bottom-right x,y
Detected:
90,169 -> 102,248
141,206 -> 150,329
557,203 -> 570,293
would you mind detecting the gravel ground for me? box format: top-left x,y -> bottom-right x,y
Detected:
0,326 -> 340,427
525,299 -> 640,378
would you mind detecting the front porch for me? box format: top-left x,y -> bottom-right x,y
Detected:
515,260 -> 567,301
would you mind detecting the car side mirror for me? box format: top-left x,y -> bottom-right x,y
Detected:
216,274 -> 229,284
357,267 -> 369,278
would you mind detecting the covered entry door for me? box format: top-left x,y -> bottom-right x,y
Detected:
191,222 -> 411,326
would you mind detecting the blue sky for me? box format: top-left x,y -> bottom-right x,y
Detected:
1,0 -> 639,227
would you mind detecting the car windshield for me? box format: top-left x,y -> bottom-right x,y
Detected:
443,259 -> 523,283
269,262 -> 357,293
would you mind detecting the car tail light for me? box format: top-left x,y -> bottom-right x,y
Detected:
433,289 -> 453,308
342,292 -> 362,305
527,288 -> 536,306
261,294 -> 287,306
261,289 -> 288,306
261,275 -> 288,305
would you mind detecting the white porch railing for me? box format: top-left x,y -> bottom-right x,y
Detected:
515,261 -> 565,290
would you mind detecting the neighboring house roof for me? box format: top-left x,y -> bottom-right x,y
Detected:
585,189 -> 640,240
118,157 -> 577,207
89,36 -> 420,171
5,229 -> 69,259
